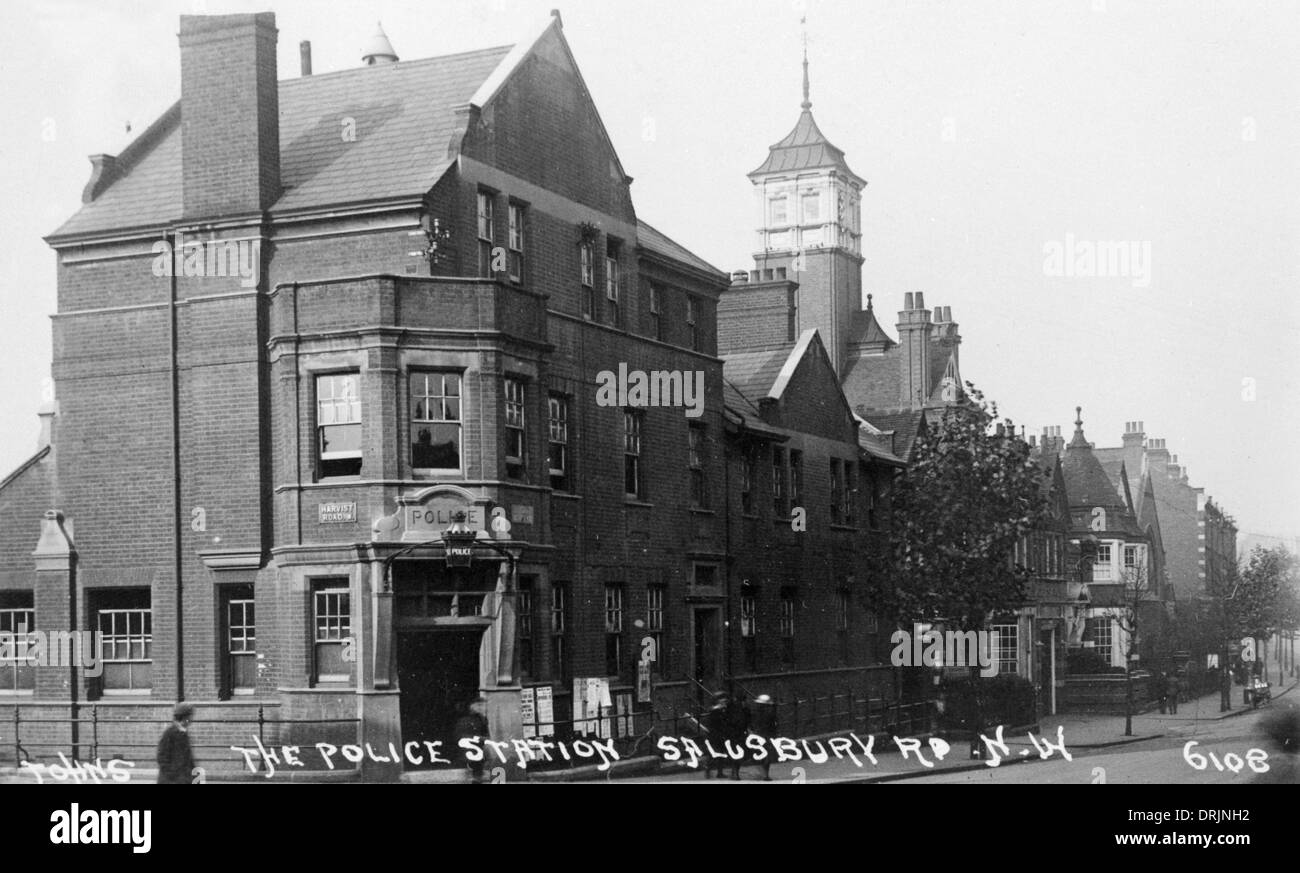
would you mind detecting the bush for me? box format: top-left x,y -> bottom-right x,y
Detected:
1066,648 -> 1125,676
938,674 -> 1036,733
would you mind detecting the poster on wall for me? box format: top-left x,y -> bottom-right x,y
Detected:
535,685 -> 555,737
520,687 -> 537,738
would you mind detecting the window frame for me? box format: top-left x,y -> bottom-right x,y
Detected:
547,393 -> 570,492
624,410 -> 644,499
647,585 -> 666,674
990,623 -> 1019,676
507,201 -> 526,284
97,603 -> 153,696
550,583 -> 570,683
779,588 -> 796,664
312,580 -> 353,685
688,424 -> 708,509
0,595 -> 36,694
504,377 -> 527,479
410,370 -> 464,475
316,372 -> 363,479
604,583 -> 624,677
772,446 -> 788,517
477,189 -> 496,279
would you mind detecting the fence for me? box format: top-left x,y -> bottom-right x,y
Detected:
4,705 -> 358,772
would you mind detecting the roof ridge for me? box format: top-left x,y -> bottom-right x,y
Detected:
279,44 -> 514,87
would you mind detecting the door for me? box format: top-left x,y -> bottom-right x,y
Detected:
692,608 -> 720,693
396,629 -> 483,768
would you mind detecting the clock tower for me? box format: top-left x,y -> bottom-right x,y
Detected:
747,38 -> 865,377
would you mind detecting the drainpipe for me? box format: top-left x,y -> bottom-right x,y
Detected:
722,422 -> 733,695
169,231 -> 184,703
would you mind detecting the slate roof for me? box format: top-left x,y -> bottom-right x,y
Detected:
722,347 -> 794,402
748,109 -> 863,183
859,409 -> 926,461
50,45 -> 514,238
637,221 -> 727,279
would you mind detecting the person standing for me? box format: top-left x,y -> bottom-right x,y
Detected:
1164,672 -> 1180,714
704,692 -> 730,779
722,694 -> 750,781
156,703 -> 197,784
749,694 -> 777,781
454,698 -> 490,783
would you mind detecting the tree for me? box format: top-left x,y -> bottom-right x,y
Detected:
870,384 -> 1052,730
1234,547 -> 1298,687
1098,560 -> 1159,736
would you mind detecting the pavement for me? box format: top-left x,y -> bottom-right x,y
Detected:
4,676 -> 1294,784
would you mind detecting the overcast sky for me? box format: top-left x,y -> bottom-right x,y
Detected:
2,0 -> 1297,539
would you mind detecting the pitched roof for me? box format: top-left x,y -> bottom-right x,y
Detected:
860,409 -> 926,461
848,296 -> 895,348
50,44 -> 514,239
722,346 -> 794,402
748,109 -> 863,184
637,220 -> 726,279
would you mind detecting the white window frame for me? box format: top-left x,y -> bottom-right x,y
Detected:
507,202 -> 525,283
504,378 -> 527,472
316,373 -> 362,465
990,623 -> 1019,676
313,584 -> 352,684
98,607 -> 153,695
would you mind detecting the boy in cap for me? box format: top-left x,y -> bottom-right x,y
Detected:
156,702 -> 197,784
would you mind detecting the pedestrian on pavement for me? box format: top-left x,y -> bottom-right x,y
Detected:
749,694 -> 777,781
1164,672 -> 1180,714
156,702 -> 197,784
704,692 -> 731,779
722,693 -> 750,781
454,697 -> 490,783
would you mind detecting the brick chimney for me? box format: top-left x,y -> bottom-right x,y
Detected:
897,292 -> 933,410
1122,420 -> 1145,449
1145,437 -> 1171,478
179,13 -> 281,220
1040,425 -> 1065,458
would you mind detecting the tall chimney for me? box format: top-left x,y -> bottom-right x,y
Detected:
300,40 -> 313,76
179,13 -> 281,219
897,293 -> 933,410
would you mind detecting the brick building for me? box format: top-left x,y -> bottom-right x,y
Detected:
0,11 -> 913,778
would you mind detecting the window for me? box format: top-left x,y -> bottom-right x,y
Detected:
0,592 -> 35,693
95,589 -> 152,694
580,240 -> 595,319
1123,545 -> 1139,571
740,446 -> 755,515
688,425 -> 707,508
477,190 -> 496,279
411,372 -> 462,471
779,588 -> 796,664
772,447 -> 788,517
789,450 -> 803,512
686,296 -> 700,351
802,190 -> 821,224
830,459 -> 844,525
1093,543 -> 1114,581
649,283 -> 663,341
604,584 -> 624,676
317,373 -> 362,478
517,577 -> 535,679
605,240 -> 622,326
836,590 -> 850,663
624,411 -> 643,498
647,585 -> 665,674
1086,616 -> 1113,665
769,195 -> 788,226
843,461 -> 856,526
507,202 -> 526,283
504,378 -> 526,479
313,581 -> 352,684
550,583 -> 570,682
548,394 -> 570,492
741,591 -> 757,672
222,585 -> 256,697
991,624 -> 1019,676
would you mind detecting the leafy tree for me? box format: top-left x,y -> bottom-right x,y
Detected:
1234,547 -> 1298,685
870,384 -> 1052,730
1098,560 -> 1159,736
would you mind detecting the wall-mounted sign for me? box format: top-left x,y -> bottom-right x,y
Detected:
406,502 -> 487,536
318,502 -> 356,524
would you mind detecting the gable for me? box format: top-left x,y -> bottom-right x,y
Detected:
461,22 -> 634,222
774,331 -> 859,442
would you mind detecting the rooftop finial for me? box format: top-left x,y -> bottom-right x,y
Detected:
801,16 -> 811,110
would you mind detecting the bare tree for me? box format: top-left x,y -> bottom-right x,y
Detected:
1098,559 -> 1159,737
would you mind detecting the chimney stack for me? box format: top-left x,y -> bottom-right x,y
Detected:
179,13 -> 281,219
897,293 -> 933,410
300,40 -> 313,76
1122,420 -> 1146,449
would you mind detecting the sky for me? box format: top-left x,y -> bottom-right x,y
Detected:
1,0 -> 1297,539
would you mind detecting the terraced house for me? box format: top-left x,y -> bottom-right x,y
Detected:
0,10 -> 909,778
